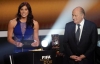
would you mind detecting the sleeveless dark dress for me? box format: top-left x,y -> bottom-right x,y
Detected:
13,20 -> 34,53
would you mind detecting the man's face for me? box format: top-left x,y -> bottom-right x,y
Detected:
72,8 -> 84,24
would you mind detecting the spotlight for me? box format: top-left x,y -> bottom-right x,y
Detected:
41,40 -> 49,47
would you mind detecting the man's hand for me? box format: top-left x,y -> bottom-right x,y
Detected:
74,56 -> 82,61
75,54 -> 86,61
70,55 -> 78,60
70,54 -> 86,62
79,54 -> 86,59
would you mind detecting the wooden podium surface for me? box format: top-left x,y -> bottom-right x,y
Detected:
4,50 -> 56,64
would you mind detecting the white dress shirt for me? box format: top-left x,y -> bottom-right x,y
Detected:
75,19 -> 85,41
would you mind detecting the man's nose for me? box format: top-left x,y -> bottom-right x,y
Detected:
72,16 -> 75,20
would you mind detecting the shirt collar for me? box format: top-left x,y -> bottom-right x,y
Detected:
79,19 -> 85,26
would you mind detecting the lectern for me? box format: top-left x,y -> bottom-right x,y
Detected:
4,51 -> 56,64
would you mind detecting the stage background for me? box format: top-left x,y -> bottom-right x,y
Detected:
0,0 -> 100,30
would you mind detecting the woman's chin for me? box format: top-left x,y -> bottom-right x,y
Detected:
21,16 -> 27,18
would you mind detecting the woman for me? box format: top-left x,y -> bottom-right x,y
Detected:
7,2 -> 39,53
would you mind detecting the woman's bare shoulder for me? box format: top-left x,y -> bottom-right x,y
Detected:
33,20 -> 39,29
9,18 -> 17,23
9,18 -> 17,27
33,20 -> 38,25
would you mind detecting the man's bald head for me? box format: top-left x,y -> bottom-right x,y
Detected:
73,6 -> 85,16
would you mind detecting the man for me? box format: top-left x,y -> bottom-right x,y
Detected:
62,6 -> 98,64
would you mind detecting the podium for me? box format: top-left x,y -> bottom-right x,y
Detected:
4,50 -> 56,64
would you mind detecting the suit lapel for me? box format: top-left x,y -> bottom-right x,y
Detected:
71,23 -> 78,45
78,20 -> 87,45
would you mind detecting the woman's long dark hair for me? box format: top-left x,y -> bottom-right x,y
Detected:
16,2 -> 34,28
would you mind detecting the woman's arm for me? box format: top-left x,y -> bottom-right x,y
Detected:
7,19 -> 17,46
31,20 -> 40,47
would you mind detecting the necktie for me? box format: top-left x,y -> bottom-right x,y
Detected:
75,24 -> 80,44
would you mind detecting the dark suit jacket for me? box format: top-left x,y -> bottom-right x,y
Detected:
62,19 -> 98,64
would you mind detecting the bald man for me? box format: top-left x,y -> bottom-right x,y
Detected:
61,6 -> 98,64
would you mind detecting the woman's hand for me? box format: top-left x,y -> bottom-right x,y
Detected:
31,40 -> 39,47
15,42 -> 23,47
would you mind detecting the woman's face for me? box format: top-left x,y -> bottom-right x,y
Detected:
20,6 -> 29,18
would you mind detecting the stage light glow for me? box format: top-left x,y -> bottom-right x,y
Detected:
41,40 -> 48,47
